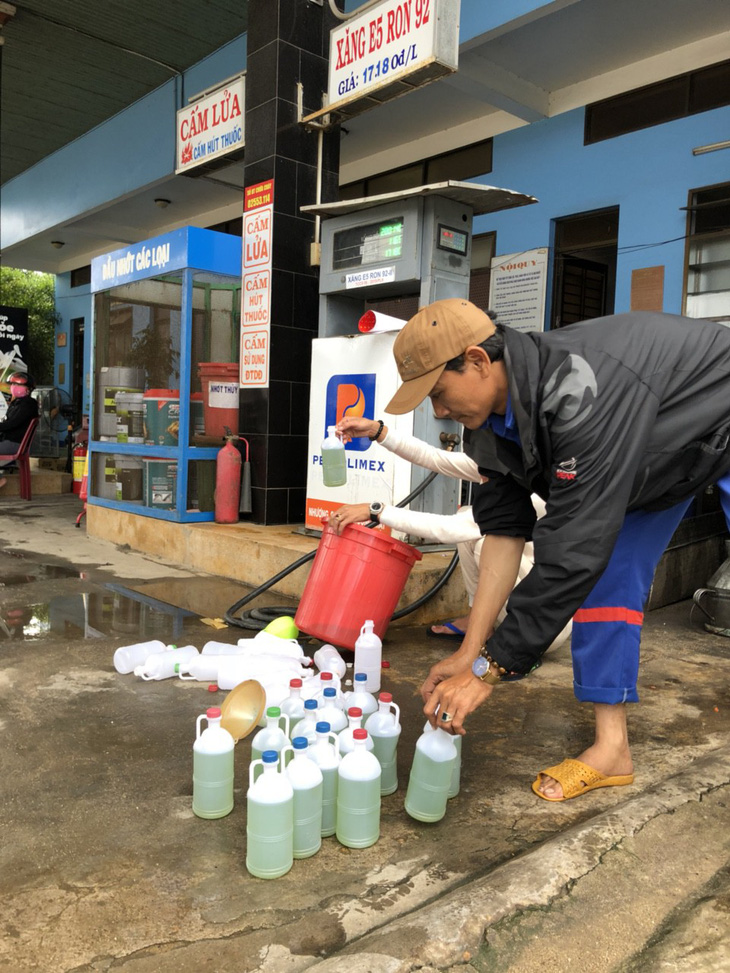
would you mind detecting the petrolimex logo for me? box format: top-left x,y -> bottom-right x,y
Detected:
323,373 -> 380,460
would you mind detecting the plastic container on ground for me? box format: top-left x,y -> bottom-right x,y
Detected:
321,425 -> 346,488
354,620 -> 382,693
295,523 -> 422,650
113,638 -> 168,674
198,362 -> 239,438
144,389 -> 180,446
336,729 -> 381,849
405,726 -> 458,823
365,693 -> 401,795
96,366 -> 145,440
303,670 -> 344,705
290,699 -> 320,745
306,722 -> 340,837
318,687 -> 348,733
279,678 -> 306,728
246,751 -> 293,879
192,707 -> 234,819
283,737 -> 324,859
313,643 -> 347,679
134,645 -> 199,680
344,672 -> 379,717
251,707 -> 291,770
115,391 -> 145,444
338,707 -> 375,755
423,720 -> 463,799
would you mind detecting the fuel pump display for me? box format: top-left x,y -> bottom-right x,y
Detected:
333,219 -> 404,270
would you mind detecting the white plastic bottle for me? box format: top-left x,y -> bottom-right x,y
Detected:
309,670 -> 345,708
243,630 -> 311,663
336,729 -> 381,849
192,707 -> 234,819
113,639 -> 167,674
251,707 -> 291,767
134,645 -> 200,681
279,678 -> 306,729
354,620 -> 382,693
321,425 -> 347,488
338,707 -> 375,755
200,640 -> 244,656
424,720 -> 463,798
283,737 -> 323,859
290,698 -> 319,745
306,722 -> 340,837
318,687 -> 348,733
344,672 -> 379,717
246,751 -> 293,879
365,693 -> 401,796
313,643 -> 347,679
178,654 -> 308,688
404,726 -> 458,823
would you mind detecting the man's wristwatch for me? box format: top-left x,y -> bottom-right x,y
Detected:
472,648 -> 507,685
369,501 -> 385,522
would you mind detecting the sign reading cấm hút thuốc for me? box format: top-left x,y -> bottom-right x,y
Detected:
176,76 -> 245,174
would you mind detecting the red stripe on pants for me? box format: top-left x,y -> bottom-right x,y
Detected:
573,606 -> 644,626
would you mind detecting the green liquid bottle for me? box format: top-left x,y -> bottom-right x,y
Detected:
192,707 -> 234,819
246,751 -> 294,880
307,723 -> 340,837
250,706 -> 291,780
404,727 -> 457,823
336,730 -> 381,849
365,693 -> 401,796
284,738 -> 324,859
322,426 -> 347,488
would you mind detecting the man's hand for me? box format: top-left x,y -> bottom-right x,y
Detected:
336,416 -> 384,443
421,650 -> 472,701
423,668 -> 494,736
327,503 -> 371,535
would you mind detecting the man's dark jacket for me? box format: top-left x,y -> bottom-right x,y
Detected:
470,311 -> 730,674
0,395 -> 39,444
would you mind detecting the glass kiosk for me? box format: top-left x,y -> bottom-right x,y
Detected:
89,227 -> 241,522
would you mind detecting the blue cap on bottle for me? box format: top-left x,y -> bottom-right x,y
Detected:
292,737 -> 308,749
304,698 -> 318,710
262,750 -> 279,763
354,672 -> 367,683
323,687 -> 336,697
316,721 -> 331,734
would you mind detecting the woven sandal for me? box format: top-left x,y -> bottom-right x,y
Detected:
532,758 -> 634,802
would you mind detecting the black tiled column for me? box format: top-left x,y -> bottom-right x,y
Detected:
241,0 -> 340,524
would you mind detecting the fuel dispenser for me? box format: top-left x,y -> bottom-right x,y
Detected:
302,180 -> 536,532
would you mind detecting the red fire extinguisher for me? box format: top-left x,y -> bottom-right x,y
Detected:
215,435 -> 242,523
72,442 -> 88,495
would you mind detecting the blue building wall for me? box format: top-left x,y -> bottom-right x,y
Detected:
477,104 -> 730,321
55,275 -> 92,414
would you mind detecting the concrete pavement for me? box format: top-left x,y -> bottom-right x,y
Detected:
0,496 -> 728,972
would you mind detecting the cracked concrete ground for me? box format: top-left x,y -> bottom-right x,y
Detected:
0,497 -> 729,972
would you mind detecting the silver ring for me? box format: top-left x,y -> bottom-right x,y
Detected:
441,711 -> 453,722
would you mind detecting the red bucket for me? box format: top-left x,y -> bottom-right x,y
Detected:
295,523 -> 422,650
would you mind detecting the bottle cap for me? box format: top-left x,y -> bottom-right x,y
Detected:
304,698 -> 318,710
206,707 -> 222,718
292,737 -> 308,749
316,721 -> 331,734
354,672 -> 367,683
382,660 -> 391,669
323,687 -> 336,697
353,728 -> 367,740
208,684 -> 219,692
379,692 -> 393,702
262,750 -> 279,763
266,706 -> 282,717
290,678 -> 302,687
320,671 -> 333,681
348,707 -> 362,717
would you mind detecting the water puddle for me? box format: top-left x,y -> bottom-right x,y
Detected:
0,583 -> 198,643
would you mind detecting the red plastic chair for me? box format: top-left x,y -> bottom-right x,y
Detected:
2,417 -> 39,500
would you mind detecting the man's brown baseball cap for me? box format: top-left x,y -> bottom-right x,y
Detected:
385,299 -> 496,414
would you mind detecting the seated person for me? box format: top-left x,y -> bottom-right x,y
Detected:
0,372 -> 39,490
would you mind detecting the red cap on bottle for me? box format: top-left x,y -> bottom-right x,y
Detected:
379,692 -> 393,702
290,678 -> 303,687
206,707 -> 222,718
353,728 -> 368,740
348,706 -> 362,717
320,671 -> 333,680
